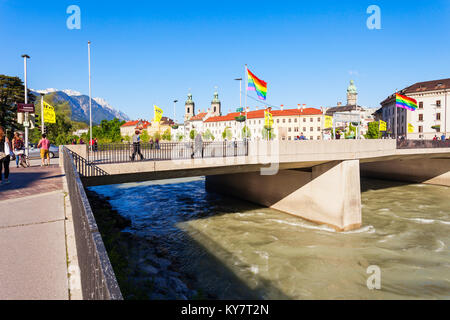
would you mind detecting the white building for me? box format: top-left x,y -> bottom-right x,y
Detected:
379,78 -> 450,139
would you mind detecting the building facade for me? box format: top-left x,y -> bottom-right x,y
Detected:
379,78 -> 449,139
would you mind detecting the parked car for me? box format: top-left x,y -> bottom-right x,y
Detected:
28,144 -> 60,159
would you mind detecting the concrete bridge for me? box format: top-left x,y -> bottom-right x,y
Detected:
65,140 -> 450,232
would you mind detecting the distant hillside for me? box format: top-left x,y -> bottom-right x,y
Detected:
32,88 -> 130,124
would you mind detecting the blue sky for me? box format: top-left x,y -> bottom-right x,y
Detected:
1,0 -> 449,122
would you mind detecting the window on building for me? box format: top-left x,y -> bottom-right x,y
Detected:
436,100 -> 441,108
310,127 -> 313,132
294,127 -> 299,132
187,108 -> 190,113
310,118 -> 313,122
283,119 -> 286,123
317,127 -> 321,131
288,137 -> 292,141
288,128 -> 292,132
310,136 -> 313,140
303,118 -> 306,123
317,118 -> 321,122
419,102 -> 423,109
419,114 -> 423,121
437,113 -> 441,121
294,118 -> 298,123
317,136 -> 321,140
303,127 -> 306,132
277,119 -> 280,123
419,126 -> 423,133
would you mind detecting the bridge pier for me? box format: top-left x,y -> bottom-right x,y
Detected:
361,158 -> 450,187
206,160 -> 362,232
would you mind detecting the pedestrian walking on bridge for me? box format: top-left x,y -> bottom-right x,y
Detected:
0,127 -> 12,185
131,129 -> 144,161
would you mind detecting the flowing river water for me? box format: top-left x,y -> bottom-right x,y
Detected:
89,177 -> 450,300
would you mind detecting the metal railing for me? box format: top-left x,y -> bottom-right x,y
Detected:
88,141 -> 249,165
397,139 -> 450,149
63,147 -> 123,300
70,149 -> 109,177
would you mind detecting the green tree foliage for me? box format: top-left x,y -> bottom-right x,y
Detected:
345,124 -> 357,139
189,130 -> 197,140
81,118 -> 126,144
261,127 -> 276,140
140,130 -> 150,143
153,131 -> 162,141
176,133 -> 185,142
0,75 -> 35,133
202,129 -> 215,141
222,127 -> 232,140
365,121 -> 381,139
161,129 -> 172,141
241,126 -> 251,139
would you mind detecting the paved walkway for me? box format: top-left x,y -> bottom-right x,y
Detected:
0,163 -> 71,300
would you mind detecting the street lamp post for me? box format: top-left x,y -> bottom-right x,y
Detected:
88,41 -> 93,151
21,54 -> 30,157
235,78 -> 243,139
173,100 -> 178,123
40,93 -> 45,134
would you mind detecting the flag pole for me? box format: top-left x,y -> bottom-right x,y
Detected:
394,89 -> 398,140
245,64 -> 248,141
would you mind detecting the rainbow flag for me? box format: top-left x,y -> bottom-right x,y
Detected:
396,93 -> 417,111
247,68 -> 267,101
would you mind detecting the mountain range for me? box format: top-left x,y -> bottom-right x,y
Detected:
32,88 -> 130,124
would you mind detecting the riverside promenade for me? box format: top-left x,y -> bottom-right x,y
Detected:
0,161 -> 81,300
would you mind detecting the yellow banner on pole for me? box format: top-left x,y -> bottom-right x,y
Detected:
408,123 -> 414,133
324,116 -> 333,129
264,110 -> 273,127
379,120 -> 387,132
154,105 -> 163,123
43,101 -> 56,124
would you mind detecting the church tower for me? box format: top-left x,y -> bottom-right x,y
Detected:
185,93 -> 195,121
347,80 -> 358,106
210,90 -> 221,117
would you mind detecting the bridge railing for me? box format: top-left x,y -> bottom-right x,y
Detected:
397,139 -> 450,149
88,141 -> 249,165
63,147 -> 123,300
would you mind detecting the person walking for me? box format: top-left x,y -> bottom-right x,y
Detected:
192,133 -> 204,159
0,127 -> 12,185
131,129 -> 144,161
12,132 -> 25,168
37,134 -> 51,167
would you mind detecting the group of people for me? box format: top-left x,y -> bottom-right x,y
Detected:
0,126 -> 53,185
433,134 -> 447,141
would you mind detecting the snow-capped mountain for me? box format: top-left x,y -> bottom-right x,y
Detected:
31,88 -> 130,124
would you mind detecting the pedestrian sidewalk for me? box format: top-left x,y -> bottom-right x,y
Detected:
0,164 -> 81,300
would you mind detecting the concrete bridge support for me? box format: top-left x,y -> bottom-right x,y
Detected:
361,158 -> 450,187
206,160 -> 362,232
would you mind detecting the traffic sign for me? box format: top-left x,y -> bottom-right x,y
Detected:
17,103 -> 35,113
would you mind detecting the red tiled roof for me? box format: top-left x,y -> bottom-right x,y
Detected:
190,113 -> 208,121
121,120 -> 151,129
204,108 -> 322,123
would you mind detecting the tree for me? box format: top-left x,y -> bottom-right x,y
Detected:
0,75 -> 35,133
222,127 -> 232,140
140,130 -> 150,143
153,131 -> 161,141
162,129 -> 172,141
189,130 -> 197,140
242,126 -> 251,139
262,126 -> 276,140
365,121 -> 381,139
203,129 -> 215,141
176,133 -> 185,142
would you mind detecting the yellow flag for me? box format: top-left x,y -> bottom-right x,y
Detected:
154,105 -> 163,123
43,101 -> 56,124
379,120 -> 387,132
264,110 -> 273,127
324,116 -> 333,129
408,123 -> 414,133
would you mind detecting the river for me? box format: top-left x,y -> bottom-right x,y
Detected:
89,177 -> 450,300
